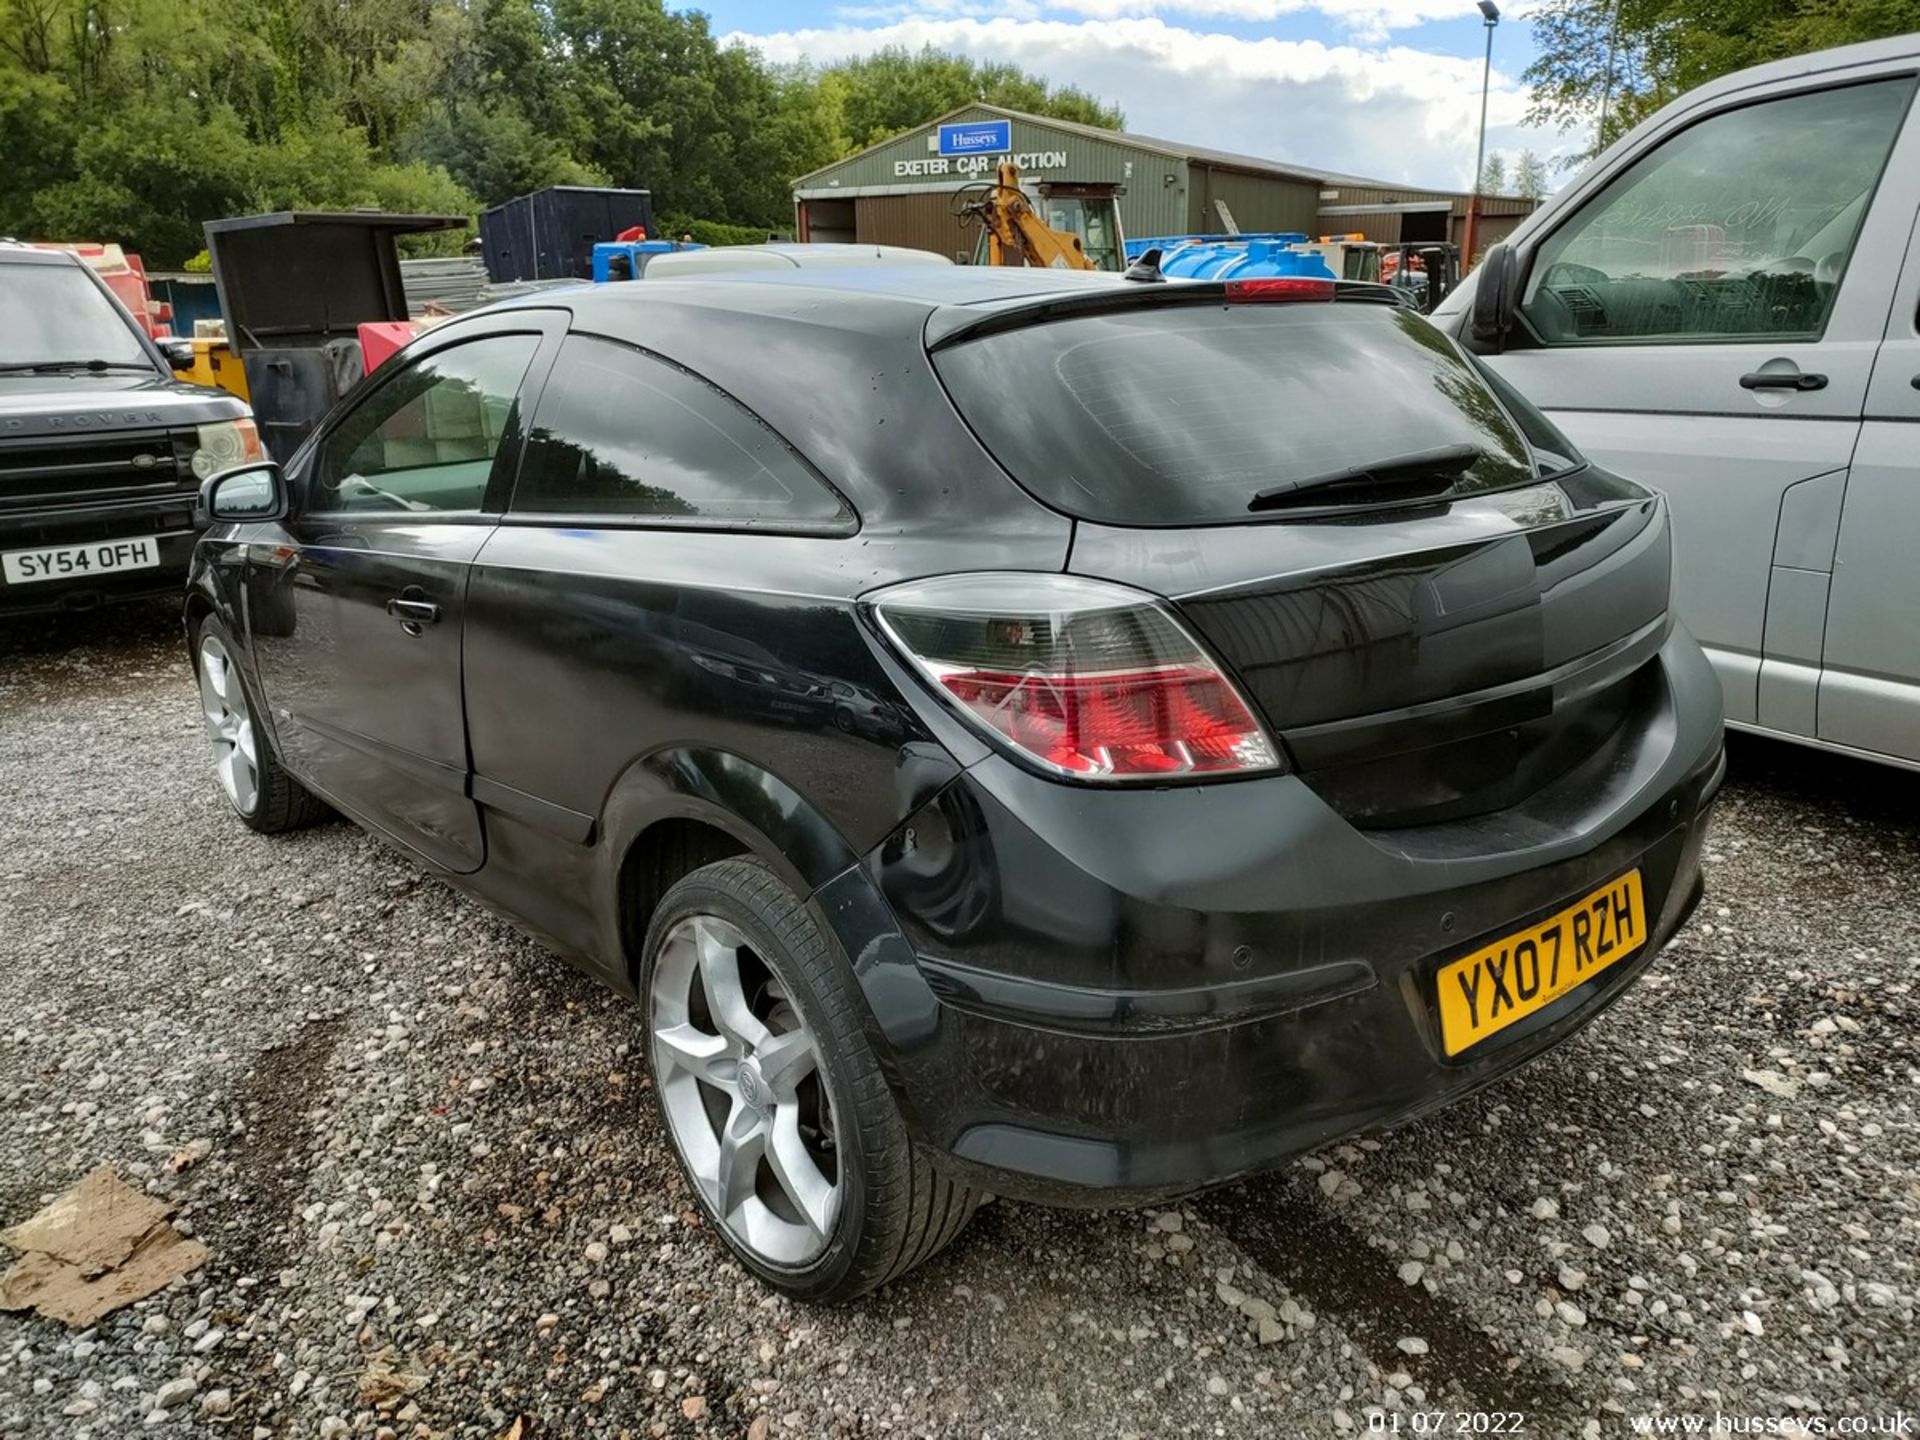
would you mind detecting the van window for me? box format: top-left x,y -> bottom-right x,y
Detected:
512,335 -> 851,528
933,302 -> 1539,526
1520,78 -> 1915,346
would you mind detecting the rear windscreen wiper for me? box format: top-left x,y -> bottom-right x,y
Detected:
1248,443 -> 1483,512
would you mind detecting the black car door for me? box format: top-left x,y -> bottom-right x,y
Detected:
245,312 -> 563,873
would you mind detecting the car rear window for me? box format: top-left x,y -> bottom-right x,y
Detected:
932,302 -> 1540,525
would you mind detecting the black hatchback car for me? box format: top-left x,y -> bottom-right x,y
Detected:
186,266 -> 1723,1300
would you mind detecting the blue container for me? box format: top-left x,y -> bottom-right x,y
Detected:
481,186 -> 655,282
591,239 -> 708,282
1122,233 -> 1335,281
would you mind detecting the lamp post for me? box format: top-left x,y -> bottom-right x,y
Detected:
1464,0 -> 1500,267
1597,0 -> 1622,152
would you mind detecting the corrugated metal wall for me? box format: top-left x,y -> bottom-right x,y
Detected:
1349,211 -> 1408,244
1313,190 -> 1538,249
1452,209 -> 1531,254
1188,166 -> 1320,237
854,194 -> 981,262
1316,184 -> 1429,209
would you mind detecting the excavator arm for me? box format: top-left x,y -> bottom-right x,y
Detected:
967,162 -> 1097,272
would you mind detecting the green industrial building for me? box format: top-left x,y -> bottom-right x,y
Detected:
791,104 -> 1535,263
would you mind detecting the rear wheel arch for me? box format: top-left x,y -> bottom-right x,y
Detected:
617,816 -> 750,982
601,751 -> 948,1156
600,746 -> 866,985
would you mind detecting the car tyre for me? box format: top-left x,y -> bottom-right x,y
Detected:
192,615 -> 329,835
640,857 -> 980,1301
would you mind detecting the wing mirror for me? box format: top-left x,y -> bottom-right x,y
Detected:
157,336 -> 196,371
197,461 -> 288,527
1469,242 -> 1520,352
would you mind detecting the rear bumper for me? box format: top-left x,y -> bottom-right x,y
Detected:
0,498 -> 200,613
817,629 -> 1724,1206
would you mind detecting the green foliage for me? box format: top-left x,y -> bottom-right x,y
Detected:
1478,153 -> 1508,195
655,214 -> 772,246
0,0 -> 1122,266
824,45 -> 1124,148
407,106 -> 610,206
1523,0 -> 1916,160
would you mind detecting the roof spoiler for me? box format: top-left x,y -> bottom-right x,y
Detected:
925,277 -> 1407,350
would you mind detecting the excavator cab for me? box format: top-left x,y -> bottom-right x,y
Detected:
1031,185 -> 1126,271
958,164 -> 1127,272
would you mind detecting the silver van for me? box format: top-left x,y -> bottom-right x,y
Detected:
1436,34 -> 1920,770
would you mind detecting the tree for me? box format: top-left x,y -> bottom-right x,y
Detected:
1514,150 -> 1549,200
1477,152 -> 1507,195
0,0 -> 1124,260
824,45 -> 1122,149
1523,0 -> 1916,160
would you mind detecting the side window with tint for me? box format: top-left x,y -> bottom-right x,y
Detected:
312,334 -> 540,513
1521,78 -> 1915,346
512,335 -> 851,527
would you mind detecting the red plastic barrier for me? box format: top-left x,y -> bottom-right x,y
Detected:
358,320 -> 417,374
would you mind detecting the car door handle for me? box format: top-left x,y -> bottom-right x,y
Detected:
386,596 -> 441,634
1739,369 -> 1827,392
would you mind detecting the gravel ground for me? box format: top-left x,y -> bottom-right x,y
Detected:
0,603 -> 1914,1440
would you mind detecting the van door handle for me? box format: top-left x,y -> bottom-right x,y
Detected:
1739,369 -> 1827,392
386,595 -> 441,635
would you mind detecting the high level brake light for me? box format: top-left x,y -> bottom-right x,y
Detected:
869,573 -> 1282,781
1223,277 -> 1336,302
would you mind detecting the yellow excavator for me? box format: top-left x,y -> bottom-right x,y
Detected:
954,162 -> 1123,271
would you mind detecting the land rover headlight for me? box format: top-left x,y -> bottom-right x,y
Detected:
190,417 -> 264,480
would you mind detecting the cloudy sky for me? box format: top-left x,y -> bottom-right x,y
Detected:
703,0 -> 1576,192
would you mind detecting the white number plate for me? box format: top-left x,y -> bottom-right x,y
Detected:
1,537 -> 162,585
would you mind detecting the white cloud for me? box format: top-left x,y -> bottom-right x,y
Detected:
729,17 -> 1568,188
832,0 -> 1496,42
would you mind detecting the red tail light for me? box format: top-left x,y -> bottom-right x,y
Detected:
869,574 -> 1281,782
1224,277 -> 1336,303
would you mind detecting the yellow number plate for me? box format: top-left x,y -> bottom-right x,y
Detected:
1436,870 -> 1647,1058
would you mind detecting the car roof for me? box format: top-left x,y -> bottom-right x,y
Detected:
0,243 -> 83,267
642,243 -> 954,277
516,263 -> 1135,339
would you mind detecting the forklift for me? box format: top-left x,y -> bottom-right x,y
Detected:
1381,241 -> 1461,314
953,162 -> 1126,272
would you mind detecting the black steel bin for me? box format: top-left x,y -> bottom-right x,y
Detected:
478,186 -> 655,283
202,210 -> 467,456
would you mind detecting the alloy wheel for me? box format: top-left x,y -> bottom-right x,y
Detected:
649,914 -> 842,1266
197,633 -> 259,816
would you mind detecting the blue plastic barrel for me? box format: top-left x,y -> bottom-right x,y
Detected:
1123,233 -> 1335,281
